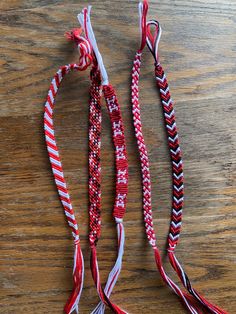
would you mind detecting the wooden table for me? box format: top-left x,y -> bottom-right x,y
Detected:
0,1 -> 235,313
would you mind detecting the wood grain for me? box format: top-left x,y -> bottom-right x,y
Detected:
0,0 -> 235,313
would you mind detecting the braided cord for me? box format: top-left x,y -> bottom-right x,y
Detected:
144,11 -> 227,314
44,64 -> 82,241
44,64 -> 85,314
155,63 -> 228,314
132,52 -> 156,247
154,64 -> 184,251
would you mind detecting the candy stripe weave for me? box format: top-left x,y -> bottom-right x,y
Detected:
44,63 -> 86,314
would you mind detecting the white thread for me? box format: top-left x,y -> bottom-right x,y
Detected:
138,2 -> 143,47
77,6 -> 109,86
91,223 -> 126,314
69,245 -> 84,314
115,217 -> 123,223
146,20 -> 162,62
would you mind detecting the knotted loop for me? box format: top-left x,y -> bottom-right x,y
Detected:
138,0 -> 149,52
77,6 -> 109,86
146,20 -> 162,63
65,28 -> 93,70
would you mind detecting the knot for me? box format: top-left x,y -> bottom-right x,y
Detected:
89,233 -> 98,248
77,6 -> 109,85
65,28 -> 93,70
167,246 -> 175,253
115,217 -> 123,224
74,236 -> 80,246
65,27 -> 83,44
146,20 -> 162,63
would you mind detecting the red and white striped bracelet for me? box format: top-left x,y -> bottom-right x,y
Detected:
131,1 -> 228,314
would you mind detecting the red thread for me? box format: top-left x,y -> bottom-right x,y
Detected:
76,8 -> 129,312
131,51 -> 199,314
139,0 -> 149,52
64,243 -> 84,314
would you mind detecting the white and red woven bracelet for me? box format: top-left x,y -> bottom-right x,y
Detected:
130,1 -> 228,314
78,7 -> 128,314
44,28 -> 93,312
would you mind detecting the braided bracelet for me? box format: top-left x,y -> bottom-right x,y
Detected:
77,7 -> 128,314
147,21 -> 228,314
44,27 -> 94,313
131,2 -> 228,314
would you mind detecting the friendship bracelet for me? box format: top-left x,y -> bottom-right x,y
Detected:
148,21 -> 228,314
44,62 -> 88,314
44,27 -> 94,313
77,7 -> 128,314
131,1 -> 228,314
